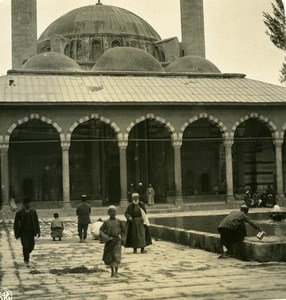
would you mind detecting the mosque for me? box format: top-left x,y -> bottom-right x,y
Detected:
1,0 -> 286,210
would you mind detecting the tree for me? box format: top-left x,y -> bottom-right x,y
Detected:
263,0 -> 286,50
263,0 -> 286,82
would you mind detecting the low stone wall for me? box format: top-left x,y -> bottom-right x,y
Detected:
149,224 -> 286,262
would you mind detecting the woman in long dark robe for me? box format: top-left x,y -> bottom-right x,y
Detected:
124,193 -> 152,253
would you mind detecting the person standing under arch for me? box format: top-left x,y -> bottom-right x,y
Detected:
146,184 -> 155,206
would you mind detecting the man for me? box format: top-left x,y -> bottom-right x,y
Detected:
137,182 -> 145,203
146,184 -> 155,206
244,190 -> 252,207
124,193 -> 152,253
90,218 -> 103,240
265,185 -> 276,207
14,198 -> 40,267
76,194 -> 91,242
217,205 -> 262,259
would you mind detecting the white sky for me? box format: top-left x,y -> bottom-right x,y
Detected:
0,0 -> 285,85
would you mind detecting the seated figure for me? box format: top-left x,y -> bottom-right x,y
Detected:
270,205 -> 285,222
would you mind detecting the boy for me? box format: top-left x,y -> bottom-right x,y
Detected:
100,206 -> 124,277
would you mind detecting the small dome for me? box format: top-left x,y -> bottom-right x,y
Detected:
22,52 -> 81,71
166,56 -> 221,73
94,47 -> 164,72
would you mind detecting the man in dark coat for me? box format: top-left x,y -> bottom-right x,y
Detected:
13,199 -> 40,267
76,194 -> 91,242
124,193 -> 152,253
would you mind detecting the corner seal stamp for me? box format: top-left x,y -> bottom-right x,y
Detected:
0,289 -> 12,300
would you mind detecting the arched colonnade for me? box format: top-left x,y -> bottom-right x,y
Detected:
0,112 -> 285,208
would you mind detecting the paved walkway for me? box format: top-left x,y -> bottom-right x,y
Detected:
0,216 -> 286,300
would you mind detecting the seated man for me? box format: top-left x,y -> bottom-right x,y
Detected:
270,204 -> 285,222
90,218 -> 103,241
217,205 -> 262,259
244,190 -> 252,207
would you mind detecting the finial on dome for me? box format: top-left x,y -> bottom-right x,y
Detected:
96,0 -> 103,5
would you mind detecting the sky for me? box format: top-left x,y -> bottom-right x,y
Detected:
0,0 -> 285,85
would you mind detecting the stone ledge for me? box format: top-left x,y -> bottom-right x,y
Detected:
149,224 -> 286,262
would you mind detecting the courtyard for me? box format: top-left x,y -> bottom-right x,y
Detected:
1,215 -> 286,300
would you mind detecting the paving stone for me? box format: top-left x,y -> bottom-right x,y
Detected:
1,215 -> 286,299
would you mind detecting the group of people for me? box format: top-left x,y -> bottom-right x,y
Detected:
12,192 -> 285,269
244,185 -> 277,208
129,183 -> 155,206
13,193 -> 152,277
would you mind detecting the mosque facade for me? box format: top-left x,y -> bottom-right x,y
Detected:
1,0 -> 286,209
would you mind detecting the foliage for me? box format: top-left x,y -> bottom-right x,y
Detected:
280,60 -> 286,83
263,0 -> 286,50
263,0 -> 286,82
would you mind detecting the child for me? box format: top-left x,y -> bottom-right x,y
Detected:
100,206 -> 125,277
51,213 -> 64,241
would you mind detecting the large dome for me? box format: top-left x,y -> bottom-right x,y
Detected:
166,56 -> 221,73
22,52 -> 81,71
38,4 -> 161,44
94,47 -> 164,72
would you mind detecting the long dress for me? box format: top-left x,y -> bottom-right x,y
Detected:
124,202 -> 152,249
100,219 -> 124,267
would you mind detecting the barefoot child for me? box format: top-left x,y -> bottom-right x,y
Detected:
51,213 -> 64,241
100,206 -> 125,277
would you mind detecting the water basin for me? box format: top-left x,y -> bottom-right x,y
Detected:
149,212 -> 286,262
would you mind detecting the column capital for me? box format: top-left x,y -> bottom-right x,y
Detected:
118,141 -> 128,150
61,142 -> 70,151
224,138 -> 234,147
172,140 -> 182,148
273,138 -> 284,147
0,143 -> 9,150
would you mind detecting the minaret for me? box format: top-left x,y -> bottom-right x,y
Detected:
11,0 -> 37,69
180,0 -> 206,58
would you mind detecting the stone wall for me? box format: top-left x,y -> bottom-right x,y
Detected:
149,224 -> 286,262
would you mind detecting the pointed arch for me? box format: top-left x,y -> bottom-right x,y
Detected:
126,113 -> 176,140
231,113 -> 277,138
5,114 -> 64,143
179,113 -> 227,140
67,113 -> 121,143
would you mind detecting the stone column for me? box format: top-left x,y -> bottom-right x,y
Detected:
224,138 -> 235,202
119,141 -> 128,207
273,138 -> 284,200
173,140 -> 183,206
61,142 -> 71,209
0,144 -> 9,210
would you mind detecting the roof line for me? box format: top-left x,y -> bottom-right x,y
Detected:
7,69 -> 246,79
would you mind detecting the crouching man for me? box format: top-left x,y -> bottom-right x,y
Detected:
217,205 -> 262,259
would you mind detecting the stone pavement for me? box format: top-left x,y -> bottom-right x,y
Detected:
0,216 -> 286,300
